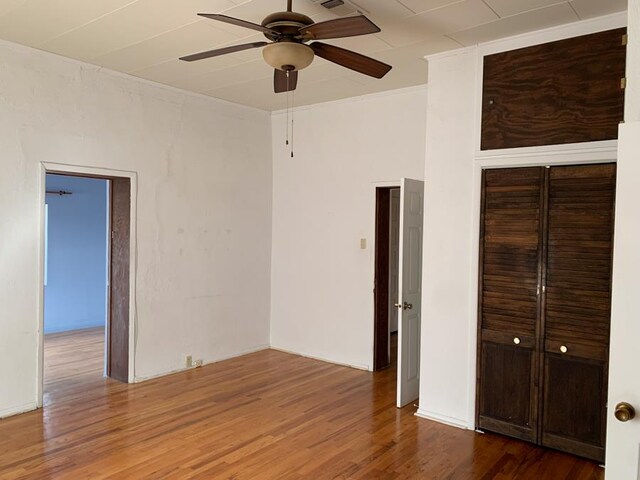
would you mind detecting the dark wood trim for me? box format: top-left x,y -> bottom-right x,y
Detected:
475,169 -> 487,429
374,187 -> 392,371
108,177 -> 131,383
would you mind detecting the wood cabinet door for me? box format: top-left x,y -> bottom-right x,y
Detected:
540,164 -> 615,462
477,167 -> 544,442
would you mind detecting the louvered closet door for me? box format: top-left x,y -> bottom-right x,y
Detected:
477,167 -> 543,442
541,164 -> 615,462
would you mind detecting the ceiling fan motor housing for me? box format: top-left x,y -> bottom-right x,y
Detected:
261,11 -> 314,39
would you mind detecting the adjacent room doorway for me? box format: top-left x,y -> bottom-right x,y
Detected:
373,178 -> 424,408
40,167 -> 133,407
44,174 -> 109,403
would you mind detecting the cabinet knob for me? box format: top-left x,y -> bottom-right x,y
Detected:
513,337 -> 521,345
615,402 -> 636,422
560,345 -> 568,354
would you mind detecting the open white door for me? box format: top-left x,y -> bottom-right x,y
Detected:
397,178 -> 424,408
605,123 -> 640,479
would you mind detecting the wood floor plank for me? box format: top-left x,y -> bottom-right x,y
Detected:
0,329 -> 604,479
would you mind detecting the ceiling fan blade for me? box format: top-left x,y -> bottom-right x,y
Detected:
180,42 -> 268,62
198,14 -> 280,36
274,69 -> 298,93
299,15 -> 380,40
310,42 -> 391,79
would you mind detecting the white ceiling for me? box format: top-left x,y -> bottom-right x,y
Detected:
0,0 -> 627,110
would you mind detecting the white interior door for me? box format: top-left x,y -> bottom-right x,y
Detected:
397,178 -> 424,408
605,122 -> 640,479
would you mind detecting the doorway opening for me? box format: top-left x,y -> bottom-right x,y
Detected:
44,174 -> 109,403
41,170 -> 132,406
374,187 -> 401,372
373,179 -> 424,408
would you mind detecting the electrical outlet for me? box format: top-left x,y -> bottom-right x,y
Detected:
185,355 -> 193,368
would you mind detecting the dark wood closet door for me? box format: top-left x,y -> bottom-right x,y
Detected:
540,164 -> 615,462
477,167 -> 544,442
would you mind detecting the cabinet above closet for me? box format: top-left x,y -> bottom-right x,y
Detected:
481,28 -> 627,151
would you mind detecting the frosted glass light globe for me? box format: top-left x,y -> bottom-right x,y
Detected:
263,42 -> 314,71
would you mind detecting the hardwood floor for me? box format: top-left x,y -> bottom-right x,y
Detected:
43,327 -> 105,407
0,329 -> 604,479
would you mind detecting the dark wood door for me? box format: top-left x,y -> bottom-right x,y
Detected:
477,164 -> 615,461
540,164 -> 615,462
477,167 -> 544,442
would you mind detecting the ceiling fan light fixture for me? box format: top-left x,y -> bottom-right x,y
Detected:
263,42 -> 314,71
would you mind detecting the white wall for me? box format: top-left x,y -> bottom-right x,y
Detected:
418,49 -> 478,428
626,0 -> 640,122
270,86 -> 427,370
0,39 -> 272,417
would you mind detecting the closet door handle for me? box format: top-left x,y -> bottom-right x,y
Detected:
513,337 -> 521,345
560,345 -> 568,354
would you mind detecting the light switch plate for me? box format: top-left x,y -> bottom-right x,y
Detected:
360,238 -> 367,249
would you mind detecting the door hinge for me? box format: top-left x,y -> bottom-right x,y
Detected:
622,33 -> 628,46
621,78 -> 627,90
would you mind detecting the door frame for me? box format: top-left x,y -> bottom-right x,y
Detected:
37,162 -> 138,406
371,181 -> 401,372
373,187 -> 393,371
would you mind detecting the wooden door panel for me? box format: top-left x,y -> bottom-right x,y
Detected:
478,340 -> 536,441
480,168 -> 542,340
542,353 -> 607,462
477,167 -> 543,441
544,164 -> 615,345
540,164 -> 615,462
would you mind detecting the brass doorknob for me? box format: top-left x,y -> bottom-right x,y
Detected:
615,402 -> 636,422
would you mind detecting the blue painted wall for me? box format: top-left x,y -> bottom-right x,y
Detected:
45,175 -> 108,334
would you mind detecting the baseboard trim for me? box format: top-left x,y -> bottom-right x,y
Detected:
415,408 -> 472,430
133,344 -> 271,383
0,402 -> 39,419
270,346 -> 369,371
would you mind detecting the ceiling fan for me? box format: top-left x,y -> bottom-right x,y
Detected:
179,0 -> 392,93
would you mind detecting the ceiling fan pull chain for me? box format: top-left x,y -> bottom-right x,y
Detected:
285,71 -> 290,147
291,88 -> 295,158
